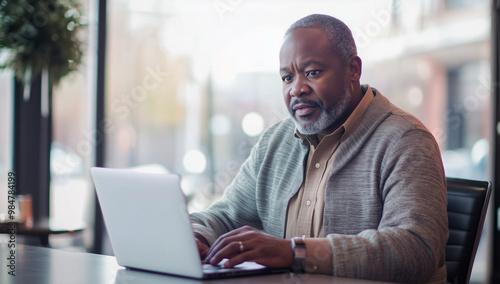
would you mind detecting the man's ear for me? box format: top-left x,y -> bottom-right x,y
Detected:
348,55 -> 362,81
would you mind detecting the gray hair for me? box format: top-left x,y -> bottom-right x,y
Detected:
285,14 -> 357,62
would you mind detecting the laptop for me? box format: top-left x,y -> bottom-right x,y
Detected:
90,167 -> 288,279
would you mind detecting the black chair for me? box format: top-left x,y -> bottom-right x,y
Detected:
445,177 -> 492,284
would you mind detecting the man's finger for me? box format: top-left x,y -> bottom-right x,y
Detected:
206,230 -> 253,260
206,237 -> 245,264
206,240 -> 245,265
223,249 -> 259,268
209,226 -> 253,250
196,239 -> 209,259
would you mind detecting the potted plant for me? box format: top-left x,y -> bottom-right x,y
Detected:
0,0 -> 85,95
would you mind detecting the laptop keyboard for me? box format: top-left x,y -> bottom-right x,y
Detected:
203,263 -> 228,271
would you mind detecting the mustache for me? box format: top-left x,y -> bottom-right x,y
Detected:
289,98 -> 324,112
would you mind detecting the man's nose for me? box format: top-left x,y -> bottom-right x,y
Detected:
290,78 -> 311,97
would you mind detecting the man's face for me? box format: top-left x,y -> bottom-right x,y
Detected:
279,27 -> 353,135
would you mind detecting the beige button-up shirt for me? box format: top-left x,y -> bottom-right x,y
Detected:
285,88 -> 374,273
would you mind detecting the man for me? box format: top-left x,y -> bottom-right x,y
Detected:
191,14 -> 448,283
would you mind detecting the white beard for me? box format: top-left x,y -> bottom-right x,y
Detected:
291,79 -> 351,135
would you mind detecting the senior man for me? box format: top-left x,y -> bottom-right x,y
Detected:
191,14 -> 448,284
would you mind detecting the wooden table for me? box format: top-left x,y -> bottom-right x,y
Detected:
0,218 -> 85,247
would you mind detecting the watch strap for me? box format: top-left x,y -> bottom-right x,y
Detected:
291,236 -> 306,273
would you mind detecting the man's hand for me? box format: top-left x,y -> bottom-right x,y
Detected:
204,226 -> 293,268
196,239 -> 210,260
195,234 -> 210,260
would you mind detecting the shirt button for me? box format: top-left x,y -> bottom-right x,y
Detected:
306,200 -> 312,206
315,163 -> 320,168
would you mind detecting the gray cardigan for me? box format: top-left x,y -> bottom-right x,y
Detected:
191,90 -> 448,283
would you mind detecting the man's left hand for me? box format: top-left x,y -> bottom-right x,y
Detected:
204,226 -> 294,268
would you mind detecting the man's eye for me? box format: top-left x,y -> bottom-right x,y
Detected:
282,75 -> 292,83
306,70 -> 320,77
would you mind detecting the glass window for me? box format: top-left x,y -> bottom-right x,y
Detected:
445,0 -> 489,9
0,69 -> 13,223
0,0 -> 95,249
49,0 -> 96,249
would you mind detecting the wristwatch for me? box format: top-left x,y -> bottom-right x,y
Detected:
291,236 -> 306,273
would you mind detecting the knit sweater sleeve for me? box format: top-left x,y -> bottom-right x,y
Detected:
190,135 -> 263,245
326,128 -> 448,283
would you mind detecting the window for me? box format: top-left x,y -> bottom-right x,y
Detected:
49,0 -> 96,248
445,62 -> 491,179
445,0 -> 490,9
0,69 -> 13,222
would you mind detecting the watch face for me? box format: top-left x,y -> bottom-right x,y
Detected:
295,245 -> 306,259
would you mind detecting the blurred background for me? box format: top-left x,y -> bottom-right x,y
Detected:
0,0 -> 496,283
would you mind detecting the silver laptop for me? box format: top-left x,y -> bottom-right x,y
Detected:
90,167 -> 287,279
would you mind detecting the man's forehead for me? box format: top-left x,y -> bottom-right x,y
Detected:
279,58 -> 325,72
282,26 -> 328,46
279,27 -> 335,64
